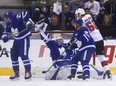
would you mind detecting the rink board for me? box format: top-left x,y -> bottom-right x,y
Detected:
0,39 -> 116,75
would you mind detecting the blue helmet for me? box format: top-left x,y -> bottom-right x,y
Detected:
74,18 -> 83,25
4,11 -> 14,19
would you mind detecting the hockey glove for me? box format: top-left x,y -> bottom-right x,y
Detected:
70,48 -> 79,57
2,36 -> 8,43
35,22 -> 48,32
66,48 -> 79,57
26,21 -> 33,30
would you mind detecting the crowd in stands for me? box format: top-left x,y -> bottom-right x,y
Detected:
0,0 -> 116,39
29,0 -> 116,38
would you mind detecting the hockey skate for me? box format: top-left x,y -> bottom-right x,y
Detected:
67,74 -> 75,80
103,70 -> 112,80
9,71 -> 20,80
25,71 -> 32,80
77,74 -> 90,80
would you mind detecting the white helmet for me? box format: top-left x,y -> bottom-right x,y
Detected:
52,33 -> 62,40
75,8 -> 85,18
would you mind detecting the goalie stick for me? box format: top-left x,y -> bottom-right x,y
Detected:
42,51 -> 66,74
50,67 -> 61,80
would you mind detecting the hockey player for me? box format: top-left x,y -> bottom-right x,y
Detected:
67,18 -> 96,80
2,11 -> 34,80
35,23 -> 72,67
75,8 -> 112,79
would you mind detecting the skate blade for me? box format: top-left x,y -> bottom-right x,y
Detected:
10,77 -> 20,81
77,78 -> 90,81
25,78 -> 32,81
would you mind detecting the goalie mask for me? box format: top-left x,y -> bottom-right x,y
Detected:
75,8 -> 85,18
52,33 -> 63,44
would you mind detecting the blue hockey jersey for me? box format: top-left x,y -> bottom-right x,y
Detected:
40,32 -> 72,67
71,27 -> 96,51
5,11 -> 31,40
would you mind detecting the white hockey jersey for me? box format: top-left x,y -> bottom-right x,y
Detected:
82,14 -> 103,42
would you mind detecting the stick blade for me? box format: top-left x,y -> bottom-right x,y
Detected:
42,71 -> 47,73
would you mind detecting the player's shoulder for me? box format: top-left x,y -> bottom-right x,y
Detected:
82,26 -> 88,30
80,26 -> 89,32
82,14 -> 92,21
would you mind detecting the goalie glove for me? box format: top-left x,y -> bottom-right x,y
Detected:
26,21 -> 33,30
35,22 -> 48,32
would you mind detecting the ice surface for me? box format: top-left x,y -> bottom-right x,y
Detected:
0,75 -> 116,86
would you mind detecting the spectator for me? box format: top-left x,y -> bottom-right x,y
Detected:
59,4 -> 75,30
30,1 -> 40,23
102,14 -> 113,38
47,15 -> 62,30
39,0 -> 49,16
104,0 -> 116,15
97,11 -> 112,38
47,5 -> 59,25
37,0 -> 50,24
84,8 -> 97,21
84,8 -> 92,15
84,0 -> 100,16
96,8 -> 105,37
49,5 -> 58,17
68,0 -> 84,14
99,0 -> 105,9
104,0 -> 116,37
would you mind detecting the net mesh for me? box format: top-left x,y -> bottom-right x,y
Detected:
30,30 -> 73,39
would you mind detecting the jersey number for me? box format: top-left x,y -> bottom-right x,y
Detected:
86,20 -> 97,31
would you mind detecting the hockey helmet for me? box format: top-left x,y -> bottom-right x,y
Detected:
52,33 -> 62,40
4,11 -> 14,19
75,8 -> 85,18
74,18 -> 83,25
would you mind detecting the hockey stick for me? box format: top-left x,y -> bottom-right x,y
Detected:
42,51 -> 66,73
50,67 -> 61,80
90,64 -> 104,76
8,28 -> 28,38
8,18 -> 34,38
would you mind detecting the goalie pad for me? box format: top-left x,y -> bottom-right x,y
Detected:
45,65 -> 71,80
45,65 -> 104,80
